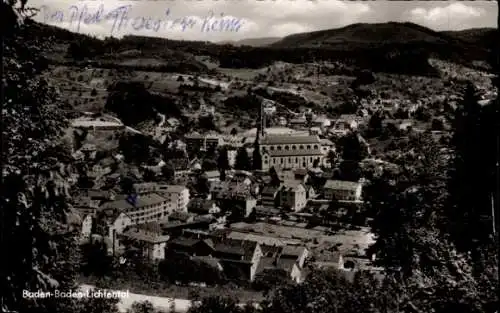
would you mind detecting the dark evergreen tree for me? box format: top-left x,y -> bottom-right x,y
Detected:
447,82 -> 496,254
269,166 -> 281,187
252,145 -> 262,170
217,146 -> 230,181
235,147 -> 251,171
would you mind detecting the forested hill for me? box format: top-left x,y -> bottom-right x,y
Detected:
24,20 -> 497,76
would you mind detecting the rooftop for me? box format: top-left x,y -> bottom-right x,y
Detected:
324,180 -> 362,191
227,231 -> 288,247
266,149 -> 323,157
121,228 -> 170,244
100,193 -> 167,210
260,135 -> 321,145
71,119 -> 124,128
158,184 -> 188,193
261,185 -> 281,196
214,239 -> 258,261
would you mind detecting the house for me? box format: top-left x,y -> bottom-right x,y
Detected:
185,132 -> 224,153
80,214 -> 93,242
256,245 -> 309,284
279,181 -> 307,212
100,193 -> 171,225
120,222 -> 170,260
94,210 -> 133,255
88,164 -> 112,179
314,253 -> 344,270
83,189 -> 116,201
255,206 -> 281,218
323,180 -> 363,201
260,185 -> 281,208
211,182 -> 258,218
133,183 -> 159,195
305,185 -> 316,200
213,240 -> 263,282
320,139 -> 335,167
279,168 -> 309,183
188,198 -> 221,215
230,171 -> 254,185
169,212 -> 195,223
312,116 -> 331,129
167,237 -> 215,257
157,185 -> 190,212
80,143 -> 97,159
204,171 -> 221,182
281,246 -> 309,268
73,196 -> 101,216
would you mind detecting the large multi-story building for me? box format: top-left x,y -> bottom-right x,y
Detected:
100,193 -> 171,225
132,183 -> 190,213
259,135 -> 323,171
157,185 -> 190,213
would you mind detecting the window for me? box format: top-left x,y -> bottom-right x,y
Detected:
288,158 -> 291,163
264,160 -> 268,164
277,146 -> 282,151
285,145 -> 290,150
280,158 -> 283,164
299,145 -> 304,150
314,145 -> 318,149
295,157 -> 298,163
292,145 -> 297,150
307,145 -> 311,150
270,146 -> 275,151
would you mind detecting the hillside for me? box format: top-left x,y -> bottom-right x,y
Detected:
24,20 -> 210,74
272,22 -> 482,48
441,28 -> 498,59
219,37 -> 282,47
25,20 -> 495,78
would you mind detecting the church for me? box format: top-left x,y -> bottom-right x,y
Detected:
259,134 -> 323,171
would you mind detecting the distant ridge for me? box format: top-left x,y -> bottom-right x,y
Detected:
270,22 -> 492,48
218,37 -> 282,47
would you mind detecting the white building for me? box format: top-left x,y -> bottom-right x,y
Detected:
259,135 -> 323,171
100,193 -> 171,225
279,181 -> 308,212
324,180 -> 363,201
157,185 -> 190,213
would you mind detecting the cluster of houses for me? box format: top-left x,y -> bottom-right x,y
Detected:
74,156 -> 367,284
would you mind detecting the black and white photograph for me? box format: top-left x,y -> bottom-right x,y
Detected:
2,0 -> 499,312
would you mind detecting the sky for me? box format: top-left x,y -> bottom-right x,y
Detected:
31,0 -> 498,42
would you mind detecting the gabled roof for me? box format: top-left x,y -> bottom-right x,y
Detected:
100,193 -> 167,210
214,239 -> 258,261
158,184 -> 187,193
97,209 -> 131,224
121,228 -> 170,244
320,138 -> 334,146
281,180 -> 305,192
135,222 -> 162,234
169,237 -> 202,248
260,135 -> 320,145
324,180 -> 361,191
281,245 -> 306,258
169,212 -> 194,222
261,185 -> 281,196
266,149 -> 323,157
